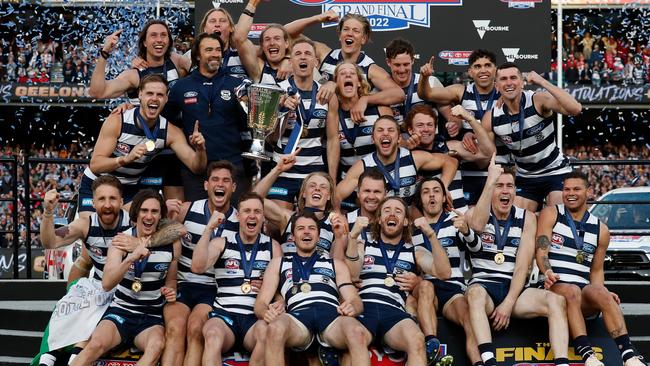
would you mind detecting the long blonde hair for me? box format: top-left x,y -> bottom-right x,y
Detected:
297,172 -> 335,213
333,61 -> 371,97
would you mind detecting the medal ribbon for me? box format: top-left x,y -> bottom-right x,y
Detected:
472,84 -> 496,120
422,212 -> 448,251
372,149 -> 401,193
403,74 -> 416,117
565,210 -> 590,251
284,78 -> 318,154
339,109 -> 360,147
235,233 -> 261,281
490,207 -> 514,252
135,107 -> 160,147
292,251 -> 319,283
378,239 -> 405,276
132,228 -> 149,281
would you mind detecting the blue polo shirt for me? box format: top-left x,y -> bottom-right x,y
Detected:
166,69 -> 247,165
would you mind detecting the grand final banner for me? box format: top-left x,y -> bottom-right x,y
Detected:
196,0 -> 551,72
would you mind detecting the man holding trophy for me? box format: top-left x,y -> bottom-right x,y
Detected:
166,32 -> 249,201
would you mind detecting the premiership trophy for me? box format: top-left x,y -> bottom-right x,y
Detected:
236,81 -> 286,161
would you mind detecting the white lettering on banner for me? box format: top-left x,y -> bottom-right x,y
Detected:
502,48 -> 539,62
473,20 -> 510,39
569,85 -> 647,103
0,253 -> 26,274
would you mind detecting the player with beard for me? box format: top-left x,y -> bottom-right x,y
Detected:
464,156 -> 570,366
256,211 -> 370,366
158,161 -> 241,366
233,0 -> 293,84
269,38 -> 339,209
481,64 -> 582,211
345,197 -> 451,366
286,12 -> 404,121
334,62 -> 393,192
255,152 -> 342,258
411,177 -> 482,365
418,49 -> 507,206
191,192 -> 282,366
79,74 -> 207,216
70,190 -> 180,366
536,171 -> 646,366
337,115 -> 458,207
166,33 -> 249,202
346,168 -> 387,234
403,104 -> 493,213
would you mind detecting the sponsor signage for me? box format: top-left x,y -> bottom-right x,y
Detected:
0,83 -> 98,104
196,0 -> 551,72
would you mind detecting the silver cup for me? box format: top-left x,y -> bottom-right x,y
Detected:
239,83 -> 285,161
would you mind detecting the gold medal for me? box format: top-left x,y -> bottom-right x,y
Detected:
291,285 -> 298,295
300,282 -> 311,293
145,139 -> 156,152
576,251 -> 585,264
384,275 -> 395,287
494,252 -> 505,265
131,280 -> 142,292
301,125 -> 308,139
241,281 -> 252,294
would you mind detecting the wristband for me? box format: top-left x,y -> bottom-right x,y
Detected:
337,282 -> 354,289
100,50 -> 111,60
344,252 -> 360,261
242,9 -> 255,17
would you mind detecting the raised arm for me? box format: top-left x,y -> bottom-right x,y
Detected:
191,210 -> 226,274
468,154 -> 502,233
527,71 -> 582,116
345,216 -> 368,280
284,11 -> 336,60
326,96 -> 341,180
412,150 -> 458,188
413,217 -> 452,279
89,30 -> 140,99
167,121 -> 207,175
335,161 -> 364,205
232,0 -> 264,82
417,57 -> 463,105
40,189 -> 88,249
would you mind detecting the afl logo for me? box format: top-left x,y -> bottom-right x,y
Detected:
501,136 -> 513,145
90,246 -> 102,257
183,232 -> 192,242
116,143 -> 130,155
285,268 -> 293,280
551,233 -> 564,245
481,232 -> 495,244
225,259 -> 240,269
363,255 -> 374,266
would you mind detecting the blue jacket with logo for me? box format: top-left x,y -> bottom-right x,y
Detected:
166,69 -> 247,164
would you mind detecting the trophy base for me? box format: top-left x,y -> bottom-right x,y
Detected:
242,151 -> 272,162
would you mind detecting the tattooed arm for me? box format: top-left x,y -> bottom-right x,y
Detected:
145,219 -> 188,249
40,215 -> 89,249
535,206 -> 559,289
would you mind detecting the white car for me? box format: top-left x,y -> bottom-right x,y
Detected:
589,187 -> 650,280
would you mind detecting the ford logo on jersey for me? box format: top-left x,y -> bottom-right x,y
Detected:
526,123 -> 545,136
313,109 -> 327,119
440,238 -> 454,247
314,267 -> 334,278
253,261 -> 269,270
511,238 -> 521,246
155,263 -> 169,271
583,243 -> 596,254
400,177 -> 416,186
362,126 -> 373,134
394,260 -> 413,271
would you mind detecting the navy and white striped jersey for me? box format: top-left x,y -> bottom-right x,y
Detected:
338,105 -> 381,176
279,253 -> 339,312
259,62 -> 280,85
469,206 -> 526,285
361,147 -> 418,204
491,90 -> 571,178
274,78 -> 328,180
84,108 -> 168,186
346,209 -> 373,242
85,210 -> 131,282
390,73 -> 437,125
360,240 -> 416,310
459,83 -> 509,178
547,205 -> 601,287
414,141 -> 468,213
127,58 -> 180,104
111,228 -> 174,317
281,212 -> 334,255
320,49 -> 375,85
411,213 -> 480,290
213,233 -> 274,314
179,201 -> 239,285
